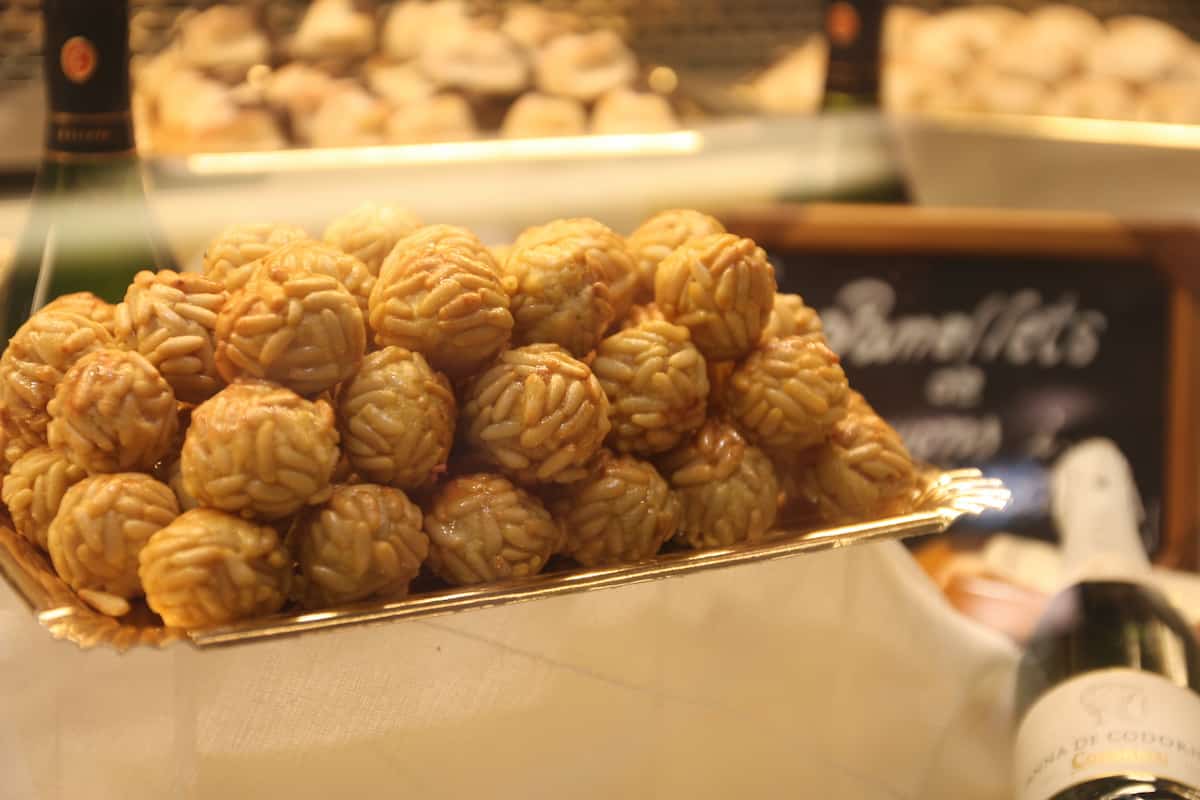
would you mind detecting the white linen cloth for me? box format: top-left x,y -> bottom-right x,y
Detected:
0,540 -> 1019,799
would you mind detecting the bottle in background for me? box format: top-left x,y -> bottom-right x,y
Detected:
2,0 -> 172,340
1013,439 -> 1200,800
821,0 -> 884,110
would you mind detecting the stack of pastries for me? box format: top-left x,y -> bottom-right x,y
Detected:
0,207 -> 916,631
134,0 -> 679,154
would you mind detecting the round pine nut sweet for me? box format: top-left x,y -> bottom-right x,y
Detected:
461,344 -> 610,484
202,221 -> 310,293
215,269 -> 366,396
369,225 -> 514,378
182,382 -> 339,520
251,239 -> 375,317
592,321 -> 709,455
337,347 -> 455,490
47,348 -> 178,474
619,302 -> 667,330
1,447 -> 87,549
48,474 -> 180,615
0,309 -> 113,447
762,292 -> 823,342
785,407 -> 918,526
293,483 -> 428,608
323,202 -> 422,276
655,232 -> 776,362
723,335 -> 849,452
43,292 -> 117,335
655,420 -> 779,548
551,453 -> 680,566
423,473 -> 561,585
627,209 -> 725,303
504,219 -> 620,356
139,508 -> 292,628
115,270 -> 228,404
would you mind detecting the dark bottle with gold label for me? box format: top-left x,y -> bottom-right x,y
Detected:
821,0 -> 885,110
2,0 -> 172,339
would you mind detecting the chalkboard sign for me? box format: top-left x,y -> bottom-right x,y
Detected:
775,252 -> 1167,544
724,205 -> 1200,565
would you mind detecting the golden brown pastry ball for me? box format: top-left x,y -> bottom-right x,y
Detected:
251,240 -> 375,317
337,347 -> 455,490
723,335 -> 849,452
627,209 -> 726,304
202,222 -> 310,293
620,303 -> 668,329
0,408 -> 35,478
784,408 -> 918,526
505,218 -> 632,355
1,447 -> 87,550
762,293 -> 823,341
655,420 -> 779,548
0,309 -> 113,447
592,321 -> 708,455
461,344 -> 610,485
181,382 -> 339,520
551,453 -> 680,566
423,473 -> 561,585
369,224 -> 513,379
47,348 -> 178,474
323,202 -> 422,276
115,270 -> 227,404
42,292 -> 117,335
48,473 -> 179,617
139,508 -> 292,628
655,233 -> 776,362
293,483 -> 428,609
215,268 -> 366,396
535,30 -> 636,102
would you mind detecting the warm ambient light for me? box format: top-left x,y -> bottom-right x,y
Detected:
184,130 -> 705,175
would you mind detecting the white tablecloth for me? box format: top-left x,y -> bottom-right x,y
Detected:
0,541 -> 1019,799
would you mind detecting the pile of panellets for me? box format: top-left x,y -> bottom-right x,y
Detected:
0,205 -> 916,630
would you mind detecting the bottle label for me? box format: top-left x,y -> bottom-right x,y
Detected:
42,0 -> 135,158
1015,668 -> 1200,799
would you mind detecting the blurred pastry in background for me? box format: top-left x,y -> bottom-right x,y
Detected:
753,35 -> 827,115
908,5 -> 1021,76
290,0 -> 376,64
1085,15 -> 1190,84
382,0 -> 471,61
502,3 -> 584,52
385,93 -> 477,144
177,5 -> 269,84
960,66 -> 1044,115
501,93 -> 586,138
419,26 -> 530,95
536,31 -> 637,102
883,5 -> 928,58
883,61 -> 960,113
262,63 -> 338,142
306,82 -> 389,148
984,7 -> 1100,84
154,69 -> 284,153
1135,83 -> 1200,125
1041,75 -> 1136,120
591,89 -> 679,134
365,61 -> 436,107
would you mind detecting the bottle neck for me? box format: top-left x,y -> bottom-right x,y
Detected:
41,0 -> 135,161
1051,438 -> 1153,590
822,0 -> 884,108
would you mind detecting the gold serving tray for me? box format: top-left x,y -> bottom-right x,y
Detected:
0,468 -> 1008,652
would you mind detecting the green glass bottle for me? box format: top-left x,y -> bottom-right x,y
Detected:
2,0 -> 172,340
